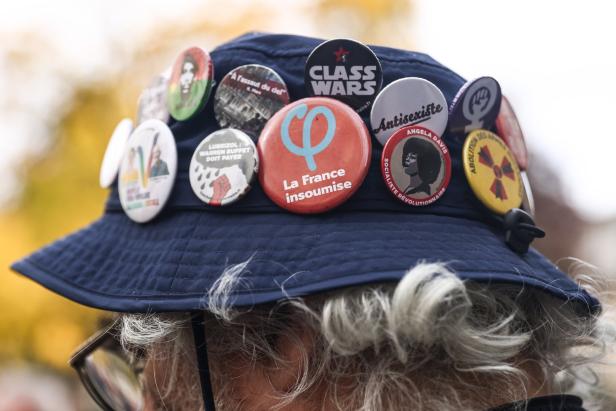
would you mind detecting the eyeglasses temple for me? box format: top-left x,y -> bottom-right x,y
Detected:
191,311 -> 217,411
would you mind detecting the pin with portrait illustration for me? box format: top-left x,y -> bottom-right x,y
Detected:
381,126 -> 451,206
370,77 -> 448,146
137,68 -> 171,125
448,77 -> 501,137
99,118 -> 133,188
305,38 -> 383,113
119,119 -> 177,223
258,97 -> 371,214
189,129 -> 258,206
214,64 -> 290,139
167,46 -> 214,121
462,129 -> 523,215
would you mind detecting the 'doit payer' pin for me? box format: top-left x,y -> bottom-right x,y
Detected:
167,46 -> 214,121
137,68 -> 171,125
214,64 -> 290,139
99,118 -> 133,188
462,129 -> 523,215
258,97 -> 371,214
119,119 -> 177,223
189,128 -> 258,206
448,76 -> 502,137
305,38 -> 383,113
381,125 -> 451,206
370,77 -> 448,146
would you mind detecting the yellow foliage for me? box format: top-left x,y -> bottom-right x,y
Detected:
1,0 -> 416,373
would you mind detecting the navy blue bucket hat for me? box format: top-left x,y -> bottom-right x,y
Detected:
11,33 -> 600,316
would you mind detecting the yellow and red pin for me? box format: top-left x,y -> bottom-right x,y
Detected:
462,129 -> 523,215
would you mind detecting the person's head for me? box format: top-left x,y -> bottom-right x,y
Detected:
180,53 -> 198,96
402,137 -> 441,193
118,261 -> 611,411
152,145 -> 161,161
12,33 -> 614,411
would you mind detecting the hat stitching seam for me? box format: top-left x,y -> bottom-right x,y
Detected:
211,46 -> 462,80
16,259 -> 588,299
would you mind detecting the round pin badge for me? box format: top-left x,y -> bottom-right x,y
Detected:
118,119 -> 177,223
258,97 -> 371,214
381,126 -> 451,206
214,64 -> 290,138
137,69 -> 171,125
167,46 -> 214,121
305,38 -> 383,113
521,171 -> 535,216
189,128 -> 258,206
449,76 -> 501,136
370,77 -> 448,146
495,96 -> 528,170
462,129 -> 523,215
99,118 -> 134,188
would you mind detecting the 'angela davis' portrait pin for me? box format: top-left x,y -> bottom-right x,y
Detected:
381,126 -> 451,206
189,128 -> 258,206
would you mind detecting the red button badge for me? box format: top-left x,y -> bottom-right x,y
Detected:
495,96 -> 528,170
258,97 -> 371,213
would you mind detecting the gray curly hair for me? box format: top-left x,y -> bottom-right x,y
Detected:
119,261 -> 615,411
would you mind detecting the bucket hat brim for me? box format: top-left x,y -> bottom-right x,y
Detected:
11,209 -> 599,316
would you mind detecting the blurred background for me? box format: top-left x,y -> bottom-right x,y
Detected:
0,0 -> 614,409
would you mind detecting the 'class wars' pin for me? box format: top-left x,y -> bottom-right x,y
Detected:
119,119 -> 177,223
449,76 -> 501,136
463,129 -> 522,215
189,128 -> 258,206
258,97 -> 371,213
370,77 -> 448,146
381,126 -> 451,206
167,46 -> 214,121
305,39 -> 383,113
214,64 -> 289,138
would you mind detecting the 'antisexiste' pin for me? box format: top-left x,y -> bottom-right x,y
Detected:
258,97 -> 371,213
305,39 -> 382,113
381,125 -> 451,206
370,77 -> 448,146
189,128 -> 258,206
449,76 -> 501,136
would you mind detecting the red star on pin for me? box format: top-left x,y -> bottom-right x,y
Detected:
333,46 -> 350,63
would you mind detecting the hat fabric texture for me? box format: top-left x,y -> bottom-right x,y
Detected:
11,33 -> 600,316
